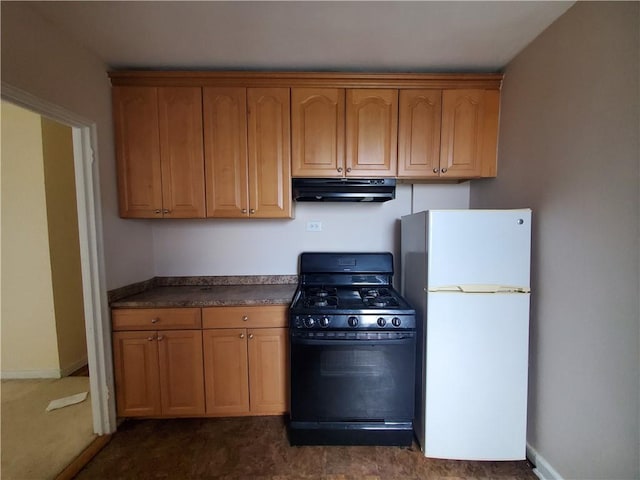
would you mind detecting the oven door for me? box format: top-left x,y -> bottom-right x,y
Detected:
289,331 -> 416,423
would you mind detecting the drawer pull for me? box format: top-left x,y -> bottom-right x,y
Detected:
147,336 -> 155,341
242,315 -> 248,322
151,318 -> 159,324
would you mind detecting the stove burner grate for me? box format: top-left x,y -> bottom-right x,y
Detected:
304,296 -> 338,308
360,287 -> 392,298
307,287 -> 337,298
363,296 -> 400,308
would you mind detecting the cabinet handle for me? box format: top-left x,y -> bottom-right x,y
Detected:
248,334 -> 254,340
163,209 -> 170,214
240,333 -> 245,339
154,209 -> 161,214
432,168 -> 439,174
441,168 -> 448,174
337,167 -> 343,173
242,315 -> 248,322
151,318 -> 159,324
147,336 -> 155,341
249,209 -> 255,214
157,335 -> 164,341
241,209 -> 247,214
346,167 -> 352,173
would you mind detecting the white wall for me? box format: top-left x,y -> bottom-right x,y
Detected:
470,2 -> 639,479
152,183 -> 470,277
0,2 -> 154,289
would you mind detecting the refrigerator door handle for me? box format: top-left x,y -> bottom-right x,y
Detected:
428,284 -> 531,294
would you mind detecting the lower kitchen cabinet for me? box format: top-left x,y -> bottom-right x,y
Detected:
202,327 -> 288,416
111,305 -> 288,418
202,328 -> 250,415
112,328 -> 205,417
247,328 -> 288,414
202,305 -> 289,416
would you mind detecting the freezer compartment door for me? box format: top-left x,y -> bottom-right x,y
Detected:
427,209 -> 531,289
422,292 -> 530,460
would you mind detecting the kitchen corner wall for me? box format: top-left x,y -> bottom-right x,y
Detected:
470,2 -> 640,479
151,183 -> 470,278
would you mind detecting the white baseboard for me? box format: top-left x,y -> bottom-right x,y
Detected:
527,443 -> 564,480
1,369 -> 61,379
1,356 -> 87,380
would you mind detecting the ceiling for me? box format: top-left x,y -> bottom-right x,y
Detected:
29,1 -> 575,72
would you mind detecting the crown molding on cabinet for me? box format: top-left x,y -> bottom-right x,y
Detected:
108,71 -> 503,90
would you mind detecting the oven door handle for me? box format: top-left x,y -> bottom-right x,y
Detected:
290,336 -> 415,346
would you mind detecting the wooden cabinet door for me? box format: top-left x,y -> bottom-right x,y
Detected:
203,328 -> 250,415
398,90 -> 442,178
203,87 -> 249,217
157,330 -> 205,416
157,87 -> 206,218
112,86 -> 163,218
112,331 -> 161,417
247,88 -> 292,218
346,89 -> 398,177
291,88 -> 345,177
247,328 -> 288,414
440,89 -> 500,178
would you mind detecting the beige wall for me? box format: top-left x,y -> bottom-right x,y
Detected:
470,2 -> 639,479
41,117 -> 88,373
1,102 -> 60,376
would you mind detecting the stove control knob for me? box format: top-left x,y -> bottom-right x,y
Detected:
377,317 -> 387,327
392,317 -> 402,327
304,317 -> 315,328
347,316 -> 359,327
319,316 -> 330,328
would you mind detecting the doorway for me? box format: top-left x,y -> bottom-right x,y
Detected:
1,84 -> 116,439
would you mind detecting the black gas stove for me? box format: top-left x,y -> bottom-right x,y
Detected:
288,252 -> 417,446
289,252 -> 416,331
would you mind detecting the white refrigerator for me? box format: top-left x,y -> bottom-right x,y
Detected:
401,209 -> 531,461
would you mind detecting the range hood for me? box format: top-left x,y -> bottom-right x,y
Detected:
292,178 -> 396,203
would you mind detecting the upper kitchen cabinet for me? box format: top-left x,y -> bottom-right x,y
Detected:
291,88 -> 398,178
398,88 -> 500,179
203,87 -> 248,217
110,72 -> 503,193
397,90 -> 443,178
203,87 -> 292,219
346,89 -> 398,177
247,88 -> 292,218
439,89 -> 499,178
291,88 -> 345,177
112,86 -> 205,218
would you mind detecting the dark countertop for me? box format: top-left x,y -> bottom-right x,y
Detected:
110,283 -> 298,309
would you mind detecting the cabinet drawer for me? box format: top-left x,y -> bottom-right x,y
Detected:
112,308 -> 202,331
202,305 -> 288,329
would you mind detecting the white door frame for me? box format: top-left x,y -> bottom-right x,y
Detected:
2,82 -> 116,434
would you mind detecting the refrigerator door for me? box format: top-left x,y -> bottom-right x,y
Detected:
422,292 -> 530,460
427,209 -> 531,289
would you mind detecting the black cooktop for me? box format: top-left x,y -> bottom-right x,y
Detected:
290,252 -> 415,319
297,286 -> 407,311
